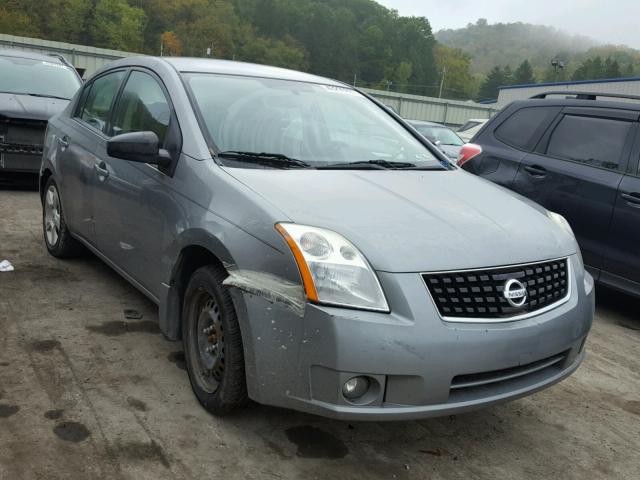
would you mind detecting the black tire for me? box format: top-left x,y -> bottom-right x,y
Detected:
42,177 -> 84,258
182,264 -> 248,415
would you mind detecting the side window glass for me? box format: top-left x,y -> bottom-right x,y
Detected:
547,115 -> 632,171
80,71 -> 125,133
495,107 -> 558,150
111,71 -> 171,145
74,84 -> 92,117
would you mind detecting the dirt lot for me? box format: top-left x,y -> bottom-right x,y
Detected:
1,187 -> 639,480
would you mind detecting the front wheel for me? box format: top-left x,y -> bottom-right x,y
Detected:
42,177 -> 84,258
182,265 -> 248,415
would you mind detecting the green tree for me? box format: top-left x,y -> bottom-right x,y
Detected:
89,0 -> 145,51
0,9 -> 39,37
624,63 -> 635,77
478,66 -> 509,100
604,56 -> 621,78
434,44 -> 476,99
513,59 -> 536,84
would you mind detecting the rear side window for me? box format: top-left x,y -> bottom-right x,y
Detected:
546,115 -> 632,171
79,71 -> 125,133
495,107 -> 558,150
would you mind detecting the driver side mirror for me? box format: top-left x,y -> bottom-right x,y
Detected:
107,131 -> 172,168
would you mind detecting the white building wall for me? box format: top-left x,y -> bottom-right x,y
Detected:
0,33 -> 133,77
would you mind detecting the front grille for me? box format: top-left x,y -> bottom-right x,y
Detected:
0,117 -> 47,155
0,141 -> 43,155
423,258 -> 569,320
448,350 -> 569,402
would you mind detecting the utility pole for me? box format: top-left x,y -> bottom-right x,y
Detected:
353,73 -> 357,87
438,65 -> 447,98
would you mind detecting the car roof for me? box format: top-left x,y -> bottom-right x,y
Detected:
0,48 -> 67,64
104,56 -> 347,87
507,97 -> 640,112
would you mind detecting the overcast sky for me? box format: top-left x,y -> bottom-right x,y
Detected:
376,0 -> 640,48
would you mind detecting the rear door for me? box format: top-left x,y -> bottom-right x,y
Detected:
602,128 -> 640,291
512,107 -> 638,276
57,70 -> 126,244
471,106 -> 560,185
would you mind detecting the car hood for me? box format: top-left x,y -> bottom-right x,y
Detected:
226,168 -> 576,273
438,144 -> 462,160
0,92 -> 69,121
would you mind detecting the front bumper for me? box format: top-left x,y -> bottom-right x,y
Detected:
0,152 -> 42,173
237,254 -> 594,420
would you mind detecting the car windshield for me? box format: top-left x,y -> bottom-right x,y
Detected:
414,125 -> 464,146
0,55 -> 81,100
185,73 -> 444,168
458,120 -> 481,132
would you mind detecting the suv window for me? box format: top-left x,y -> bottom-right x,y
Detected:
495,107 -> 558,150
111,71 -> 171,144
547,115 -> 632,171
79,71 -> 125,133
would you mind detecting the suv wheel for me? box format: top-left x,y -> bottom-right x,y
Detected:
43,178 -> 84,258
182,265 -> 248,415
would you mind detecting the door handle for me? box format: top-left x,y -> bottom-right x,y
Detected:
621,192 -> 640,206
523,165 -> 547,177
94,162 -> 109,178
58,136 -> 69,149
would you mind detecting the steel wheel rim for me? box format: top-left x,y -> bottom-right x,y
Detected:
44,185 -> 61,247
190,288 -> 225,393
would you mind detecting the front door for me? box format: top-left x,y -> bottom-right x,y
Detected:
512,107 -> 637,277
92,69 -> 177,298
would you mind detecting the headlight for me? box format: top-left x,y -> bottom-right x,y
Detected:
276,223 -> 389,312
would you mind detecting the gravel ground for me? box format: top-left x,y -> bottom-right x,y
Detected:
1,188 -> 639,480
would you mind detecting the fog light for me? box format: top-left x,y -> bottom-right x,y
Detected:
342,376 -> 369,400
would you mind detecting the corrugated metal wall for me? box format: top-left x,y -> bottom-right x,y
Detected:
362,89 -> 498,126
0,34 -> 133,76
0,34 -> 499,127
498,78 -> 640,106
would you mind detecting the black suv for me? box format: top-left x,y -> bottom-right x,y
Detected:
459,92 -> 640,297
0,49 -> 82,176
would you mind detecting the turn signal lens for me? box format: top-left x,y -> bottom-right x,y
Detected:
457,143 -> 482,167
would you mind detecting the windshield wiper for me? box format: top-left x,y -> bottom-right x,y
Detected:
318,159 -> 417,170
0,91 -> 70,101
217,151 -> 312,169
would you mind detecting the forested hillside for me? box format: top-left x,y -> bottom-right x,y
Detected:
0,0 -> 448,96
436,19 -> 596,75
2,2 -> 638,101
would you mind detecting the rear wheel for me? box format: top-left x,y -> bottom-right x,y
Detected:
42,178 -> 84,258
182,265 -> 248,415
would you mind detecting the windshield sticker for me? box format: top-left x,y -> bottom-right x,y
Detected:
322,85 -> 359,95
42,61 -> 68,69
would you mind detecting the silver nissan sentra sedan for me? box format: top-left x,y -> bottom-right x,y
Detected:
40,56 -> 594,420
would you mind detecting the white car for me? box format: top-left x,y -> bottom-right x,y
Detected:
457,118 -> 488,142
